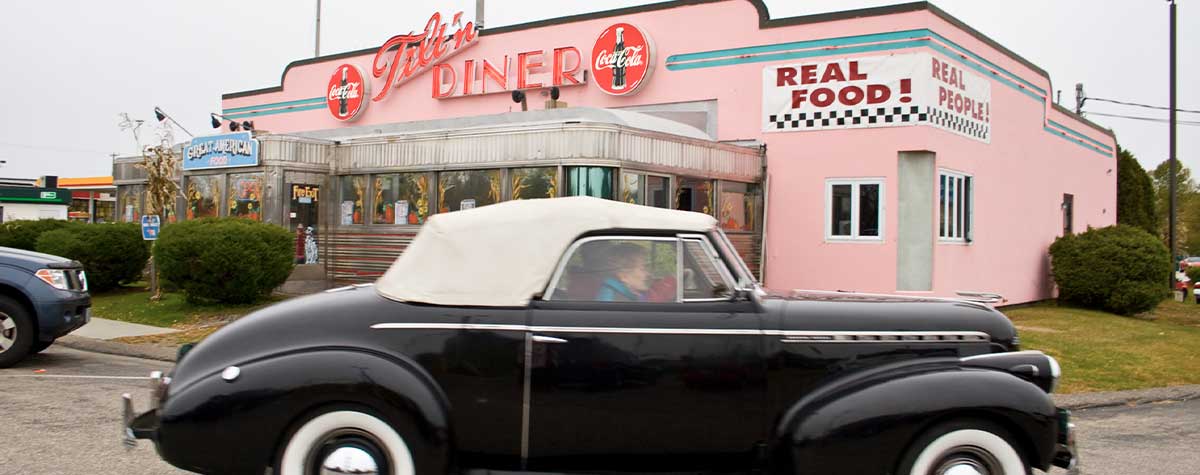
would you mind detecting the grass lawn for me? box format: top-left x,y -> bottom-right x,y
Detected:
1007,298 -> 1200,394
90,285 -> 285,346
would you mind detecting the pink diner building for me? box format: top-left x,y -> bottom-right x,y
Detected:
114,0 -> 1116,305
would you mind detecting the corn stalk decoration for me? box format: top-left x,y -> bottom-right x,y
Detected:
123,116 -> 182,300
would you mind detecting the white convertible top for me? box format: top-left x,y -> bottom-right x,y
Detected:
375,196 -> 717,307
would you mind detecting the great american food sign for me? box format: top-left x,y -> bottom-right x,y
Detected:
762,52 -> 991,143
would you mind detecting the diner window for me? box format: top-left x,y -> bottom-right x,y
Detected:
372,173 -> 430,225
620,172 -> 643,205
228,173 -> 264,220
938,170 -> 973,242
548,237 -> 679,302
718,181 -> 761,232
69,198 -> 90,222
1062,193 -> 1074,236
185,175 -> 220,219
826,179 -> 884,240
119,185 -> 144,223
340,175 -> 366,225
565,166 -> 613,199
676,178 -> 714,215
93,200 -> 115,223
511,167 -> 557,200
438,169 -> 501,212
647,175 -> 669,208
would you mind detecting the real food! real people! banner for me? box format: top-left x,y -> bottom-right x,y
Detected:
762,52 -> 991,143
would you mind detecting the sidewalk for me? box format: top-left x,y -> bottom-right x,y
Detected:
56,317 -> 180,362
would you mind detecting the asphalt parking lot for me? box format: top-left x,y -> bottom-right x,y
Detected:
2,346 -> 1198,475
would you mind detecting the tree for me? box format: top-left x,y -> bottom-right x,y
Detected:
1151,159 -> 1200,256
1116,146 -> 1158,235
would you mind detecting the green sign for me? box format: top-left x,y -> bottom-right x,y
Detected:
0,187 -> 72,205
40,191 -> 56,199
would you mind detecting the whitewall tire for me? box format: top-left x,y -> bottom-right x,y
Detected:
277,409 -> 415,475
900,421 -> 1030,475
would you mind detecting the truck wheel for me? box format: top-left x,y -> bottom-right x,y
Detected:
0,296 -> 34,368
275,408 -> 417,475
897,419 -> 1031,475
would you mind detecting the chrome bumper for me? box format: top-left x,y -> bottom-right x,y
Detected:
1052,408 -> 1078,470
121,371 -> 167,449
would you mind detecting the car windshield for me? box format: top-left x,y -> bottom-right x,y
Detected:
1188,258 -> 1200,263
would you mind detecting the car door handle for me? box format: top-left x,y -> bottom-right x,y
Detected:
531,335 -> 568,344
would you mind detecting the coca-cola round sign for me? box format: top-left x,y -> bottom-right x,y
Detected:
327,64 -> 369,121
591,23 -> 654,96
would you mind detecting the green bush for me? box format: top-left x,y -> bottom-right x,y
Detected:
1186,266 -> 1200,285
0,219 -> 79,251
1049,225 -> 1170,315
155,218 -> 295,304
35,223 -> 148,292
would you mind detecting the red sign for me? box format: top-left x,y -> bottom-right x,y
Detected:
591,23 -> 654,96
432,46 -> 587,99
371,11 -> 478,103
327,64 -> 369,121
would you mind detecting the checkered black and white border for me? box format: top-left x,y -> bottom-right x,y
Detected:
927,107 -> 989,141
767,106 -> 926,131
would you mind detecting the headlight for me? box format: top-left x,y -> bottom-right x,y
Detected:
78,270 -> 88,291
35,269 -> 70,290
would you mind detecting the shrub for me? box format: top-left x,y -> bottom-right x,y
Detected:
155,218 -> 295,304
1186,266 -> 1200,285
0,219 -> 79,251
1049,225 -> 1170,315
35,223 -> 148,292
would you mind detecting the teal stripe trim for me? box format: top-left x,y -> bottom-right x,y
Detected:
1048,119 -> 1112,152
1044,126 -> 1109,155
668,39 -> 931,71
223,97 -> 324,114
923,30 -> 1045,96
224,103 -> 325,119
666,30 -> 929,63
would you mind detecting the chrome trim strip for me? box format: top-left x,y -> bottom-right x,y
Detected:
520,332 -> 532,470
960,349 -> 1048,361
371,323 -> 990,341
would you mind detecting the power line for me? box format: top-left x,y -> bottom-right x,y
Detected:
1087,97 -> 1200,115
1086,111 -> 1200,126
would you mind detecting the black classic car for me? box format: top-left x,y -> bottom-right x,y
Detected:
124,197 -> 1076,475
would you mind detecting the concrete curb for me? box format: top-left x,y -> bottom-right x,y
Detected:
57,335 -> 177,362
1053,384 -> 1200,410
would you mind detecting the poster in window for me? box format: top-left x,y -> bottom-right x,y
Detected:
438,170 -> 500,212
340,175 -> 365,224
186,175 -> 220,219
228,174 -> 264,220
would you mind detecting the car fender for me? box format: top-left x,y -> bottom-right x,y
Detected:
157,347 -> 452,475
773,362 -> 1057,475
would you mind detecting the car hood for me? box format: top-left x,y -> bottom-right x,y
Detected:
761,289 -> 1018,347
0,246 -> 81,272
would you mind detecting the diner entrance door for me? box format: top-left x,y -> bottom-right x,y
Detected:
289,184 -> 320,264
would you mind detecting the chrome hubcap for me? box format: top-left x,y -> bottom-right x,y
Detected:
310,429 -> 387,475
933,446 -> 1000,475
0,313 -> 16,353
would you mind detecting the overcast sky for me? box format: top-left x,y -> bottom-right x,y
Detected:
0,0 -> 1194,179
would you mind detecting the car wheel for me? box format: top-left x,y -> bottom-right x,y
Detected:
897,419 -> 1031,475
275,409 -> 417,475
0,296 -> 34,368
30,338 -> 54,354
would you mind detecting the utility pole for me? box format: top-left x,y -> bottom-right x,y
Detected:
315,0 -> 322,57
1169,0 -> 1178,289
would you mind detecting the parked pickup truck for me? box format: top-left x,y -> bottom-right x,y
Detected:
0,246 -> 90,367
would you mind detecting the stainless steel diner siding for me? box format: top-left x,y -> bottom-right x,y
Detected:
258,136 -> 334,166
726,231 -> 762,281
333,123 -> 763,182
326,231 -> 417,285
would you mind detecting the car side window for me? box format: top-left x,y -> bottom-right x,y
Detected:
548,238 -> 679,302
680,238 -> 735,300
